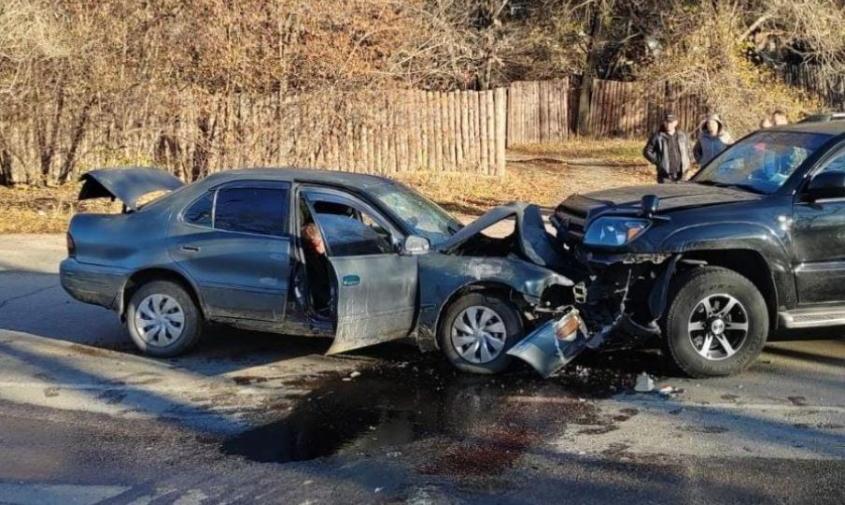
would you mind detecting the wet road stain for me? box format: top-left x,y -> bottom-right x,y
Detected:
788,396 -> 808,406
96,389 -> 127,405
221,352 -> 643,469
67,344 -> 110,357
232,375 -> 270,386
681,424 -> 729,434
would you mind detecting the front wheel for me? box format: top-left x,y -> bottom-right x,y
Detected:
438,292 -> 523,374
663,267 -> 768,378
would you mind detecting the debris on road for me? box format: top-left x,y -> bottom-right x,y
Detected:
634,372 -> 655,393
507,308 -> 592,377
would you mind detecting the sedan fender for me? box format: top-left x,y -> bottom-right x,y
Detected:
415,254 -> 573,352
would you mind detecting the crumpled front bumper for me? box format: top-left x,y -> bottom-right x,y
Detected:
507,308 -> 615,377
509,253 -> 680,378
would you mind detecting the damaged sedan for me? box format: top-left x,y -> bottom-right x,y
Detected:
61,167 -> 575,374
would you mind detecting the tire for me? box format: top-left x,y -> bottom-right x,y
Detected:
663,266 -> 768,378
438,292 -> 523,374
126,280 -> 202,357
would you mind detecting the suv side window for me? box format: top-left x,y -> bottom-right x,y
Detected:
816,151 -> 845,175
184,191 -> 214,227
215,186 -> 288,237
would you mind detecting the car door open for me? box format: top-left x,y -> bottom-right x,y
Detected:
302,189 -> 418,354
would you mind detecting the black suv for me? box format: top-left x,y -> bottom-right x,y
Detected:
554,122 -> 845,377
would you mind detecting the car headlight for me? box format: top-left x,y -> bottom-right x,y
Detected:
583,217 -> 650,247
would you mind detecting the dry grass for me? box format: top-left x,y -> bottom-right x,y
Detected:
0,184 -> 116,234
397,159 -> 651,216
512,138 -> 647,166
0,142 -> 654,233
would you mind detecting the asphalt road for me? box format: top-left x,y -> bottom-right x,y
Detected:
0,234 -> 843,504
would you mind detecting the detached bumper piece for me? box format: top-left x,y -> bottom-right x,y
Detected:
508,309 -> 593,378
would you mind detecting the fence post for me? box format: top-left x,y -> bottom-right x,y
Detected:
478,91 -> 489,173
485,90 -> 496,175
468,90 -> 478,169
495,87 -> 507,176
417,91 -> 426,170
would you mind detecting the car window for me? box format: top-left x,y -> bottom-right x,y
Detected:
816,151 -> 845,175
184,191 -> 213,227
214,187 -> 288,237
311,199 -> 394,256
694,131 -> 831,194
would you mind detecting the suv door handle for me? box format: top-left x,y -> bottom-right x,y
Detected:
181,245 -> 201,253
342,274 -> 360,286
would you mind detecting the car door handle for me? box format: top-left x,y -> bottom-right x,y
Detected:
342,274 -> 360,286
181,245 -> 201,253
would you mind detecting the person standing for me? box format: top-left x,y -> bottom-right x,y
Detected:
643,112 -> 691,183
693,113 -> 733,166
772,109 -> 789,126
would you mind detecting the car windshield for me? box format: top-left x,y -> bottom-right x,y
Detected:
370,183 -> 463,245
694,131 -> 832,194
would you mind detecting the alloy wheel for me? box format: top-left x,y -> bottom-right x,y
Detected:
687,293 -> 749,361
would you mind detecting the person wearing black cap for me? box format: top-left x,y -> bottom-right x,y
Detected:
643,112 -> 691,183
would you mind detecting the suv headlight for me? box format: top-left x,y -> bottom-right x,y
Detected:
583,217 -> 650,247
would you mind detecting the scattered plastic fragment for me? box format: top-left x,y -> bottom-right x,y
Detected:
634,372 -> 655,392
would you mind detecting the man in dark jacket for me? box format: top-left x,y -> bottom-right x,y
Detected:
643,112 -> 691,183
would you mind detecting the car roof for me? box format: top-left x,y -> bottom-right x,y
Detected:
768,121 -> 845,136
201,167 -> 396,190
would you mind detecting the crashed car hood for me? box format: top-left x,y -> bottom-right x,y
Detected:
438,202 -> 566,269
560,182 -> 761,217
79,167 -> 184,211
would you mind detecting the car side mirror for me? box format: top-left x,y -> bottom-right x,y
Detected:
805,172 -> 845,201
402,235 -> 430,255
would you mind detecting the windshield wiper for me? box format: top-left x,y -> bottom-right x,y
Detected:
725,182 -> 765,194
697,180 -> 764,194
697,180 -> 730,187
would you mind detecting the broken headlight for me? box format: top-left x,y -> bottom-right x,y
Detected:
583,217 -> 650,247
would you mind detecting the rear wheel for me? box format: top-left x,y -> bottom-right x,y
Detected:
126,280 -> 202,357
663,267 -> 768,377
438,292 -> 523,374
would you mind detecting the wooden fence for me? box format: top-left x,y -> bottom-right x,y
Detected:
784,64 -> 845,109
506,78 -> 707,145
2,76 -> 714,185
300,88 -> 507,176
0,87 -> 508,185
506,79 -> 571,145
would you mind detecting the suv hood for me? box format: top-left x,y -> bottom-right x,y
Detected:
559,182 -> 761,218
79,167 -> 184,211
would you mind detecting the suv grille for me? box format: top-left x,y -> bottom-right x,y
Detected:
553,204 -> 587,243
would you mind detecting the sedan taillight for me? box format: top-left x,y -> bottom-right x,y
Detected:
67,232 -> 76,257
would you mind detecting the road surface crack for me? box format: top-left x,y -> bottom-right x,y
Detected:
0,284 -> 59,311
